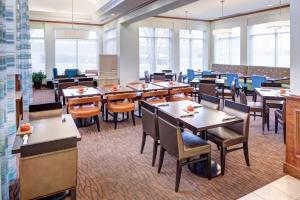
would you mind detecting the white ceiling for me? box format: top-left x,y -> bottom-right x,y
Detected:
160,0 -> 290,20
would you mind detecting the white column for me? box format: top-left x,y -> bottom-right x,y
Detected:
290,0 -> 300,95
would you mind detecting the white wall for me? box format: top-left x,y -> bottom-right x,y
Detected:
290,0 -> 300,95
30,21 -> 102,79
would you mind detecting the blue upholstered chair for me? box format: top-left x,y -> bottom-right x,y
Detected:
187,69 -> 195,82
226,73 -> 244,89
202,70 -> 212,77
252,75 -> 267,90
52,68 -> 58,78
65,69 -> 79,78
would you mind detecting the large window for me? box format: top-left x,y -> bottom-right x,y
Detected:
30,29 -> 46,72
214,27 -> 240,65
179,29 -> 204,73
103,28 -> 117,54
55,30 -> 98,74
139,27 -> 172,77
249,21 -> 290,67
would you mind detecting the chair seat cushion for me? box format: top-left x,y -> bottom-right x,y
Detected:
107,102 -> 135,112
69,105 -> 100,118
182,132 -> 208,148
207,127 -> 246,147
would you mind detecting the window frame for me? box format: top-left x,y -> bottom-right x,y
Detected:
30,28 -> 46,73
103,28 -> 117,55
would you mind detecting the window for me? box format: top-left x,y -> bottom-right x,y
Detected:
139,27 -> 172,77
103,28 -> 117,54
214,27 -> 240,65
55,30 -> 98,74
30,29 -> 45,72
179,29 -> 204,73
249,21 -> 290,67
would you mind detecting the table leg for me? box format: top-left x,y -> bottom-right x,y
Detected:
244,77 -> 247,96
262,97 -> 266,133
222,85 -> 225,106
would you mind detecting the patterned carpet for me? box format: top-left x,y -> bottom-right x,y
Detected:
33,88 -> 286,200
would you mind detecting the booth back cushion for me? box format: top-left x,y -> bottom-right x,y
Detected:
211,64 -> 248,75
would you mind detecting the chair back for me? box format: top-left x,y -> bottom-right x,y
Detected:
201,95 -> 220,110
65,69 -> 79,78
58,82 -> 76,96
223,100 -> 250,138
29,103 -> 62,120
52,68 -> 58,78
107,93 -> 136,102
187,69 -> 195,82
153,73 -> 166,81
202,70 -> 212,77
142,90 -> 169,99
68,96 -> 101,108
144,71 -> 150,83
261,82 -> 282,88
252,75 -> 267,90
178,72 -> 183,83
141,101 -> 159,140
226,73 -> 239,89
239,92 -> 248,105
169,87 -> 193,96
199,82 -> 216,99
157,110 -> 180,158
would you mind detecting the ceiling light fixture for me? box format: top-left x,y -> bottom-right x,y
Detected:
266,0 -> 290,30
213,0 -> 232,35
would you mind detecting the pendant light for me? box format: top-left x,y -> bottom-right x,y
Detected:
213,0 -> 231,35
266,0 -> 290,30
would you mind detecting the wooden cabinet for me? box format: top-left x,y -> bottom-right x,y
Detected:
284,95 -> 300,179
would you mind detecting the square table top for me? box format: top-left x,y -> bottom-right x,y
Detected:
12,114 -> 81,156
98,85 -> 134,95
190,78 -> 225,85
154,100 -> 243,132
152,81 -> 190,89
127,83 -> 165,91
255,88 -> 291,99
63,87 -> 101,98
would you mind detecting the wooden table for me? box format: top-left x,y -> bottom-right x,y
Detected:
15,91 -> 23,129
126,83 -> 164,92
63,87 -> 101,98
154,100 -> 243,177
255,88 -> 290,132
98,85 -> 134,95
152,81 -> 189,89
12,115 -> 81,199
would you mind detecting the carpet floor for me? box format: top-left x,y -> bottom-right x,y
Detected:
32,88 -> 286,200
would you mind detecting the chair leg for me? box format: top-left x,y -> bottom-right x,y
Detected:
94,115 -> 100,132
243,142 -> 250,166
158,147 -> 166,173
122,112 -> 125,120
152,140 -> 158,167
131,111 -> 135,126
220,147 -> 226,175
275,115 -> 278,134
267,112 -> 270,131
105,108 -> 108,122
140,132 -> 147,154
175,160 -> 182,192
70,188 -> 76,200
113,112 -> 118,129
206,153 -> 211,180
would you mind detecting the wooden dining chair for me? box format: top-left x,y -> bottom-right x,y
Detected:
157,109 -> 211,192
106,93 -> 136,129
68,96 -> 101,131
141,90 -> 169,104
275,102 -> 286,144
78,77 -> 94,87
57,81 -> 77,104
168,87 -> 193,102
153,73 -> 166,82
240,91 -> 270,130
217,78 -> 236,102
140,101 -> 160,167
207,101 -> 250,175
200,95 -> 220,110
198,82 -> 217,103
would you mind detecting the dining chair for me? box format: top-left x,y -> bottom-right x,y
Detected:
106,93 -> 136,129
168,87 -> 193,102
157,109 -> 211,192
239,91 -> 270,129
200,95 -> 220,110
57,81 -> 77,104
275,102 -> 286,144
144,71 -> 151,83
252,75 -> 267,90
207,100 -> 250,175
68,96 -> 101,131
162,70 -> 173,81
187,69 -> 195,82
226,73 -> 242,92
153,73 -> 166,82
29,102 -> 62,120
52,67 -> 58,79
78,77 -> 94,87
141,90 -> 169,104
198,82 -> 217,103
217,78 -> 236,102
177,72 -> 184,83
140,101 -> 160,166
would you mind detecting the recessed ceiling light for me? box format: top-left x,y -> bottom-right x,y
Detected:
267,4 -> 273,7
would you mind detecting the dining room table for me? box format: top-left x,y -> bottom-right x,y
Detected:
126,82 -> 165,92
255,87 -> 290,132
153,100 -> 243,178
152,81 -> 190,89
